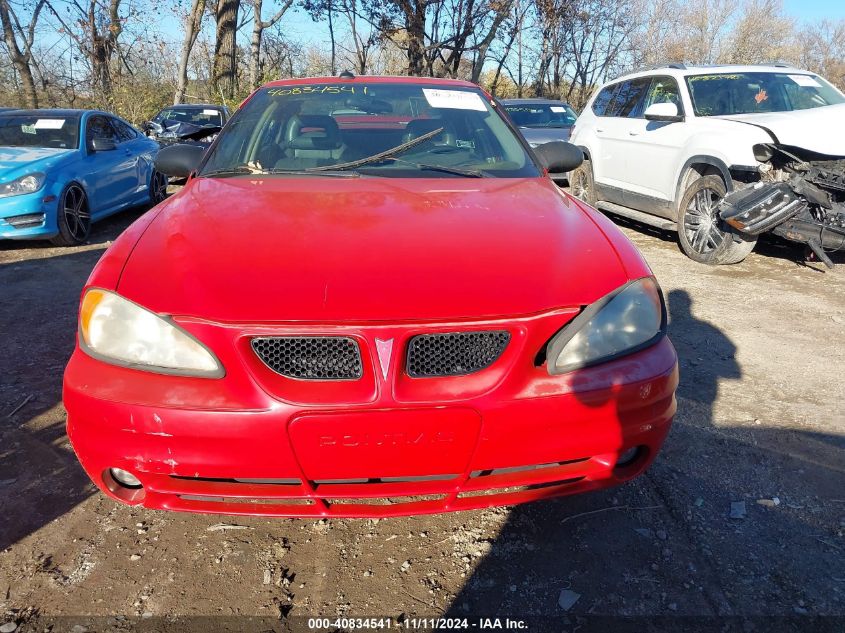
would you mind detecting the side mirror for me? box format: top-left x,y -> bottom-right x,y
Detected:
644,102 -> 683,122
154,143 -> 206,178
91,137 -> 117,152
534,141 -> 583,174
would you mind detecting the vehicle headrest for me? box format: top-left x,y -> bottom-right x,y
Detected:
402,118 -> 455,145
285,115 -> 341,150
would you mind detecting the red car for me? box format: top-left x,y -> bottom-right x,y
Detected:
64,76 -> 678,518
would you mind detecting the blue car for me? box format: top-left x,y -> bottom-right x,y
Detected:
0,109 -> 166,245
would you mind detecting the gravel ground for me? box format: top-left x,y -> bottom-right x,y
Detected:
0,201 -> 843,632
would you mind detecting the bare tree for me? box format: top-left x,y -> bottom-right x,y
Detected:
45,0 -> 125,105
175,0 -> 207,103
0,0 -> 44,107
722,0 -> 795,64
212,0 -> 240,100
248,0 -> 294,89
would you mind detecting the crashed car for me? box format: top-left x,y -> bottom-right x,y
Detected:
63,75 -> 678,518
718,125 -> 845,268
143,104 -> 230,146
570,64 -> 845,266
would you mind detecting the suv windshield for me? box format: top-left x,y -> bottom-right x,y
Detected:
200,83 -> 540,178
0,114 -> 80,149
504,103 -> 577,128
686,72 -> 845,116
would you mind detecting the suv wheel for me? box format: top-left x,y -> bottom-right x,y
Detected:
569,158 -> 596,206
677,175 -> 755,265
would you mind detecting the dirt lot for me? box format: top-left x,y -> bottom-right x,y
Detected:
0,202 -> 843,632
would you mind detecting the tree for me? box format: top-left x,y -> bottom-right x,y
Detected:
212,0 -> 240,100
248,0 -> 294,89
0,0 -> 44,107
45,0 -> 125,106
175,0 -> 207,103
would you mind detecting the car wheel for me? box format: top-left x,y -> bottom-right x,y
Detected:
50,183 -> 91,246
677,175 -> 755,265
569,158 -> 596,206
149,169 -> 168,205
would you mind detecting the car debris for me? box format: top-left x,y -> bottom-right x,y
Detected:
558,589 -> 581,611
719,145 -> 845,267
730,500 -> 747,519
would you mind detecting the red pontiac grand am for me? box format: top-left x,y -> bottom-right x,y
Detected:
64,76 -> 678,518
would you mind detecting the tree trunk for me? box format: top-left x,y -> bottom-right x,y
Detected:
213,0 -> 240,100
405,3 -> 426,76
327,3 -> 336,75
0,0 -> 38,107
249,0 -> 263,88
175,0 -> 206,104
470,0 -> 514,83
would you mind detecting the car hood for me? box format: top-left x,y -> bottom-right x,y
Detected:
118,177 -> 629,322
518,127 -> 572,146
720,104 -> 845,156
0,146 -> 75,181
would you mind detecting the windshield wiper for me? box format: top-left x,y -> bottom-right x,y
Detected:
306,126 -> 445,172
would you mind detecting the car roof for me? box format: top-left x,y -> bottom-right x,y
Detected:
609,63 -> 813,84
262,75 -> 480,90
163,104 -> 226,110
0,108 -> 103,118
500,98 -> 573,107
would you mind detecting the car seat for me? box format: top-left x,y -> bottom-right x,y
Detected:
401,118 -> 457,148
275,114 -> 346,169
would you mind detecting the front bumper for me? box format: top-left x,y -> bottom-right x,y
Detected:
0,188 -> 60,240
64,329 -> 678,518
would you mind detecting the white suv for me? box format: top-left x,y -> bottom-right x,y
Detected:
569,64 -> 845,265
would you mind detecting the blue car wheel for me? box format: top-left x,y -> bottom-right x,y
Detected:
51,183 -> 91,246
150,170 -> 168,205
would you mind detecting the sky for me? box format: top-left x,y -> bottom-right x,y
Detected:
783,0 -> 843,20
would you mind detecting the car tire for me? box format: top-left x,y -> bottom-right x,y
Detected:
677,175 -> 756,265
50,183 -> 91,247
569,158 -> 597,206
149,169 -> 168,205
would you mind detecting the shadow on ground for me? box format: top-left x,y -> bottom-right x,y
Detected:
444,289 -> 844,620
0,209 -> 147,553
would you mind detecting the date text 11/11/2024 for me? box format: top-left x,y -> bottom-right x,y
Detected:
306,618 -> 529,630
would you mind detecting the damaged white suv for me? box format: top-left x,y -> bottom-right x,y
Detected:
569,64 -> 845,265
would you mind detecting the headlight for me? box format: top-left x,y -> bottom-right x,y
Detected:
79,289 -> 224,377
547,277 -> 665,374
0,173 -> 46,198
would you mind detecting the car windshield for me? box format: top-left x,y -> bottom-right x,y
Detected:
154,108 -> 223,127
0,114 -> 80,149
504,103 -> 577,128
200,83 -> 540,178
686,72 -> 845,116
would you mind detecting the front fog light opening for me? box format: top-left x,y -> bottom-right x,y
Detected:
110,467 -> 142,488
614,445 -> 646,469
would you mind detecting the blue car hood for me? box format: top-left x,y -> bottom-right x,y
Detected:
0,146 -> 76,182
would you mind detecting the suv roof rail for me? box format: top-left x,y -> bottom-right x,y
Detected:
632,62 -> 687,74
768,61 -> 792,68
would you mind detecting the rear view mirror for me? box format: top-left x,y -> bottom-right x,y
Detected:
91,138 -> 116,152
154,143 -> 206,178
534,141 -> 583,174
644,102 -> 683,122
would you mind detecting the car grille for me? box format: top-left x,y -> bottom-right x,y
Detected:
251,336 -> 363,380
406,331 -> 510,377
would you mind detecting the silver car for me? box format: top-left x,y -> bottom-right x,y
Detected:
502,99 -> 578,182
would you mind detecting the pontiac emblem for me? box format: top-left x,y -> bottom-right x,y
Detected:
375,338 -> 393,379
